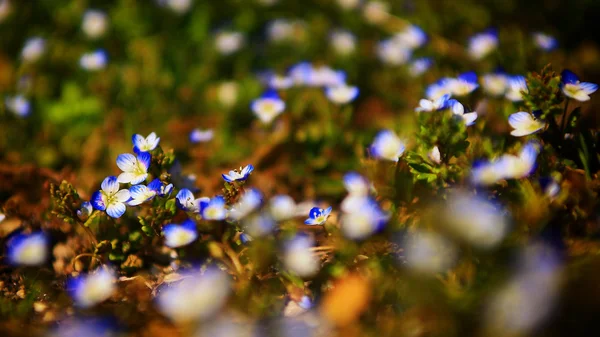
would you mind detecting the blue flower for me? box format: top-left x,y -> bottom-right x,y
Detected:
448,71 -> 479,96
447,99 -> 478,126
251,91 -> 285,124
77,201 -> 93,220
409,57 -> 432,77
163,219 -> 198,248
533,32 -> 558,51
468,28 -> 498,60
304,206 -> 332,225
6,232 -> 48,266
91,176 -> 131,218
505,75 -> 528,102
370,129 -> 405,162
415,93 -> 450,112
222,164 -> 254,182
200,196 -> 227,220
560,69 -> 598,102
147,178 -> 173,197
176,188 -> 205,213
508,112 -> 546,136
132,132 -> 160,153
127,184 -> 157,206
79,49 -> 108,71
229,188 -> 262,220
5,95 -> 30,117
325,84 -> 359,104
116,152 -> 151,184
189,128 -> 214,143
68,267 -> 116,308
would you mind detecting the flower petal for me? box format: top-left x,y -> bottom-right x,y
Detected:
116,153 -> 137,172
106,202 -> 126,218
100,176 -> 119,194
90,191 -> 106,211
114,189 -> 132,203
137,152 -> 152,171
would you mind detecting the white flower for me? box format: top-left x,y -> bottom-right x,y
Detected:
91,176 -> 131,218
166,0 -> 192,14
68,267 -> 116,308
363,1 -> 390,25
341,198 -> 388,240
214,31 -> 244,55
243,213 -> 275,237
163,219 -> 198,248
505,75 -> 528,102
284,236 -> 320,277
6,232 -> 48,266
394,24 -> 427,49
508,112 -> 546,137
251,93 -> 285,124
189,128 -> 214,143
561,70 -> 598,102
415,94 -> 450,112
343,172 -> 370,196
5,95 -> 30,117
482,72 -> 508,96
532,32 -> 557,51
176,189 -> 207,213
82,10 -> 108,39
330,30 -> 356,56
79,49 -> 108,71
127,184 -> 157,206
404,230 -> 457,274
468,29 -> 498,60
370,129 -> 405,161
377,39 -> 412,66
217,81 -> 239,108
336,0 -> 360,10
21,37 -> 45,63
268,195 -> 297,221
325,84 -> 359,104
447,99 -> 478,126
116,152 -> 151,184
428,146 -> 441,164
132,132 -> 160,153
229,188 -> 262,221
409,58 -> 432,77
222,164 -> 254,182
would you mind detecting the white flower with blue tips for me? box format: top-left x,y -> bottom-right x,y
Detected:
189,128 -> 214,143
163,219 -> 198,248
508,112 -> 546,137
5,95 -> 30,117
268,195 -> 297,221
80,49 -> 108,71
533,32 -> 557,52
447,99 -> 478,126
395,24 -> 427,49
148,178 -> 173,197
251,91 -> 285,124
229,188 -> 262,221
341,198 -> 388,240
561,69 -> 598,102
284,235 -> 319,277
132,132 -> 160,153
68,267 -> 116,308
176,188 -> 205,213
116,152 -> 151,184
468,29 -> 498,60
200,196 -> 227,220
409,57 -> 432,77
415,94 -> 450,112
343,172 -> 370,196
505,75 -> 528,102
495,142 -> 540,179
482,71 -> 508,96
426,78 -> 453,100
304,206 -> 332,225
6,232 -> 48,266
448,71 -> 479,96
127,184 -> 157,206
222,164 -> 254,183
325,84 -> 359,104
91,176 -> 131,218
377,39 -> 412,66
370,129 -> 405,162
21,37 -> 46,63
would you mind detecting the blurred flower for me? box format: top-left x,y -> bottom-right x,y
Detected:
79,49 -> 108,71
163,219 -> 198,248
325,84 -> 359,104
304,206 -> 332,225
222,164 -> 254,182
176,188 -> 206,213
468,28 -> 498,60
505,75 -> 528,102
532,32 -> 557,51
428,146 -> 441,164
560,69 -> 598,102
0,212 -> 4,223
189,128 -> 214,143
539,177 -> 560,198
156,268 -> 230,322
336,0 -> 360,10
0,0 -> 11,22
447,99 -> 478,126
4,95 -> 30,117
426,78 -> 453,100
409,57 -> 433,77
164,0 -> 193,14
6,232 -> 48,266
448,71 -> 479,96
394,24 -> 427,49
508,111 -> 546,136
116,152 -> 151,184
443,191 -> 508,248
127,184 -> 157,206
200,196 -> 227,220
363,1 -> 389,25
267,19 -> 305,43
48,317 -> 118,337
307,66 -> 346,87
229,188 -> 262,220
81,10 -> 108,39
415,93 -> 450,112
377,39 -> 412,66
217,81 -> 239,108
91,176 -> 131,218
68,267 -> 116,308
243,212 -> 275,237
482,71 -> 508,96
471,142 -> 539,185
269,195 -> 297,221
343,172 -> 370,196
370,129 -> 405,161
284,235 -> 320,277
330,30 -> 356,56
251,91 -> 285,124
341,198 -> 388,240
132,132 -> 160,153
21,37 -> 45,63
268,74 -> 294,90
404,230 -> 457,274
214,31 -> 244,55
195,314 -> 255,337
470,160 -> 504,186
